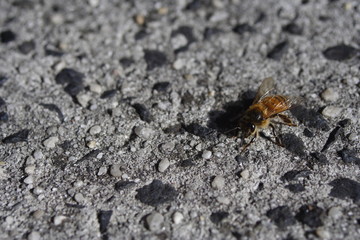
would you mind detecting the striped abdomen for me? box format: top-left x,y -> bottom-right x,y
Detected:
252,95 -> 292,118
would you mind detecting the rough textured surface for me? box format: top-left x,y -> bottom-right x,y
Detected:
0,0 -> 360,239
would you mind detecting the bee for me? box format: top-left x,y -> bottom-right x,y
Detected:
239,77 -> 297,152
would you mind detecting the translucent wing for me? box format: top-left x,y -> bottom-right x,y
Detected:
265,95 -> 302,118
252,77 -> 275,104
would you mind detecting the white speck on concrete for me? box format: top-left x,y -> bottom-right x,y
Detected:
212,176 -> 225,189
158,159 -> 170,172
24,175 -> 34,185
134,126 -> 155,139
33,150 -> 44,160
54,215 -> 67,225
321,88 -> 339,102
173,212 -> 184,224
28,231 -> 41,240
322,106 -> 342,118
110,164 -> 122,177
24,165 -> 35,175
328,206 -> 342,219
89,125 -> 101,135
202,150 -> 212,159
76,93 -> 91,108
240,169 -> 250,179
316,227 -> 331,239
43,136 -> 59,149
146,212 -> 164,231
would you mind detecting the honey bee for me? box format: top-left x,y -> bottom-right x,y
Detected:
239,77 -> 297,151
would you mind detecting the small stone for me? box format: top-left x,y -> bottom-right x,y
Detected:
173,59 -> 185,70
135,179 -> 178,206
88,0 -> 99,7
24,175 -> 34,185
0,112 -> 8,122
329,178 -> 360,203
202,150 -> 212,159
267,206 -> 296,229
135,14 -> 145,25
0,30 -> 16,43
134,126 -> 155,139
267,41 -> 289,60
296,204 -> 324,227
282,23 -> 303,35
54,215 -> 67,225
114,180 -> 136,191
119,58 -> 134,68
33,187 -> 44,195
24,165 -> 35,175
232,23 -> 254,35
328,206 -> 342,219
316,227 -> 331,239
158,159 -> 170,172
18,40 -> 35,54
216,196 -> 230,205
173,212 -> 184,224
212,176 -> 225,189
98,210 -> 113,234
153,82 -> 171,92
76,93 -> 91,108
322,106 -> 342,118
323,44 -> 358,61
338,148 -> 360,165
146,212 -> 164,231
89,83 -> 102,94
2,129 -> 30,144
74,193 -> 86,204
87,140 -> 97,149
321,88 -> 339,102
160,142 -> 175,152
110,164 -> 122,177
43,136 -> 59,149
144,50 -> 167,71
210,211 -> 229,224
240,169 -> 250,179
33,150 -> 44,160
348,133 -> 357,141
89,125 -> 101,135
97,166 -> 108,176
100,89 -> 117,99
28,231 -> 41,240
133,103 -> 153,123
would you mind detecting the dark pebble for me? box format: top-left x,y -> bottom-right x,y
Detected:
282,23 -> 303,35
290,106 -> 330,131
114,180 -> 136,191
12,0 -> 34,8
310,152 -> 328,165
2,129 -> 30,143
18,40 -> 35,54
163,124 -> 183,134
255,11 -> 266,23
178,159 -> 195,167
296,204 -> 324,228
0,75 -> 8,87
210,211 -> 229,224
65,203 -> 85,209
303,128 -> 314,138
172,26 -> 196,54
203,27 -> 222,40
267,41 -> 288,60
153,82 -> 170,92
132,103 -> 153,123
181,91 -> 194,105
266,206 -> 296,229
323,44 -> 359,61
1,30 -> 16,43
60,140 -> 72,150
119,57 -> 134,68
55,68 -> 85,96
98,210 -> 113,234
100,89 -> 117,99
40,103 -> 64,123
321,126 -> 344,152
281,170 -> 311,182
329,178 -> 360,203
285,184 -> 305,193
338,118 -> 351,128
0,97 -> 5,107
235,155 -> 248,164
144,50 -> 167,71
232,23 -> 255,35
135,179 -> 178,207
134,29 -> 148,40
280,133 -> 306,156
184,123 -> 213,138
337,148 -> 360,165
45,48 -> 64,57
185,0 -> 204,11
76,150 -> 101,164
0,112 -> 8,122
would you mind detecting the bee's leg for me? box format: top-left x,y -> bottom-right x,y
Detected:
277,114 -> 297,127
241,131 -> 258,153
269,123 -> 284,147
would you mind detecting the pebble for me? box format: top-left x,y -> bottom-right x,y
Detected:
158,159 -> 170,172
43,136 -> 59,148
321,88 -> 339,102
328,206 -> 342,219
87,140 -> 97,148
216,196 -> 230,205
146,212 -> 164,231
97,166 -> 108,176
173,59 -> 185,70
110,164 -> 122,177
74,193 -> 86,204
33,150 -> 44,160
46,126 -> 58,135
211,176 -> 225,189
173,212 -> 184,224
134,126 -> 155,139
28,231 -> 41,240
89,125 -> 101,135
316,227 -> 331,239
26,156 -> 35,165
33,187 -> 44,195
322,106 -> 342,118
171,35 -> 188,51
202,150 -> 212,159
89,83 -> 102,94
240,169 -> 250,179
24,175 -> 34,185
32,209 -> 44,219
135,14 -> 145,25
160,142 -> 175,152
76,93 -> 91,108
348,133 -> 357,141
53,215 -> 67,225
24,165 -> 35,175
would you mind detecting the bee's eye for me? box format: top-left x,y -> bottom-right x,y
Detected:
250,124 -> 256,132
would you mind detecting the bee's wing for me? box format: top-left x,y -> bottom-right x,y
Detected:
266,95 -> 302,117
252,77 -> 275,104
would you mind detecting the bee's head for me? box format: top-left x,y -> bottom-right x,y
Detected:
239,120 -> 256,138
